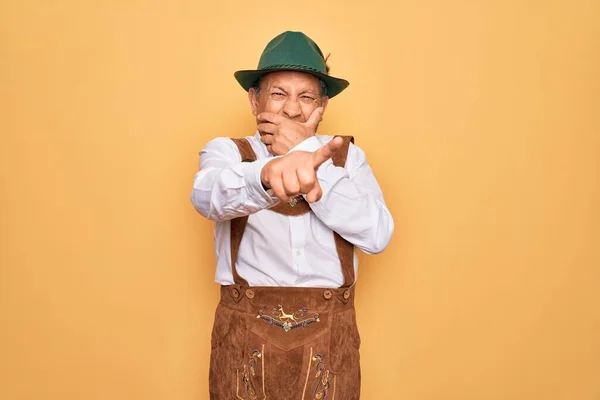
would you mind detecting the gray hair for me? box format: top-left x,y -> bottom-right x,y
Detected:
251,77 -> 328,100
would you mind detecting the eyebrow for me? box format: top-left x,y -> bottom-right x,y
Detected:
268,85 -> 317,95
269,85 -> 288,93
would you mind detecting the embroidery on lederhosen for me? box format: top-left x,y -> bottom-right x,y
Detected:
287,195 -> 305,207
302,348 -> 336,400
312,353 -> 333,399
236,345 -> 266,400
256,305 -> 320,332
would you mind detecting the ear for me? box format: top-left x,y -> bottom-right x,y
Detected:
248,88 -> 259,116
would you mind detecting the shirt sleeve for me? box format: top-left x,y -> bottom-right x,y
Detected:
289,136 -> 394,254
190,137 -> 280,221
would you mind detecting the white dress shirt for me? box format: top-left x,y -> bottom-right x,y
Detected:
191,132 -> 394,288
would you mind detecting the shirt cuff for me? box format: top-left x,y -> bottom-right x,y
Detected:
242,156 -> 281,205
287,136 -> 323,154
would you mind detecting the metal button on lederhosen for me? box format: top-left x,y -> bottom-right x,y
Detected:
208,136 -> 361,400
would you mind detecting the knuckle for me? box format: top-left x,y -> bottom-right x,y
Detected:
300,173 -> 315,187
270,164 -> 281,175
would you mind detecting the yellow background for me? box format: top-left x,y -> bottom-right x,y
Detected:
1,1 -> 599,399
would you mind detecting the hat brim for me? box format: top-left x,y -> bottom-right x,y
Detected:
234,67 -> 349,98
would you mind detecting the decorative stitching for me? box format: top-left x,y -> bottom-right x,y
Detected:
259,64 -> 324,74
302,349 -> 334,399
331,376 -> 336,400
312,353 -> 333,399
257,305 -> 320,333
301,347 -> 314,400
287,195 -> 305,207
236,345 -> 266,399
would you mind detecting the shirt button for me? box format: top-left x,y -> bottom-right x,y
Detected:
323,290 -> 332,300
343,289 -> 351,300
245,289 -> 255,299
231,288 -> 240,298
296,250 -> 301,256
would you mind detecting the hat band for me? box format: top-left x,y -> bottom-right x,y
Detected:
259,64 -> 326,75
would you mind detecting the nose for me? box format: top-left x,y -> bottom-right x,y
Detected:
282,98 -> 302,119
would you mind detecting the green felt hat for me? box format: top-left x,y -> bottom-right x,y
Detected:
234,31 -> 349,98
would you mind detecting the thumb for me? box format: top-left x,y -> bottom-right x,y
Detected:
312,136 -> 344,168
305,181 -> 323,203
305,107 -> 324,129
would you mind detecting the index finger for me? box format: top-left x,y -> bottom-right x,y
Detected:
257,112 -> 284,124
312,136 -> 344,168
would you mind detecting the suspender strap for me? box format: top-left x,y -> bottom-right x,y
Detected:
331,136 -> 356,293
228,138 -> 257,290
231,138 -> 258,162
332,135 -> 353,169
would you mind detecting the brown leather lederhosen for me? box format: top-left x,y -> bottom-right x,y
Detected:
209,136 -> 361,400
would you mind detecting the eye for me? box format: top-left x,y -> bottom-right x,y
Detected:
300,95 -> 316,103
270,92 -> 286,100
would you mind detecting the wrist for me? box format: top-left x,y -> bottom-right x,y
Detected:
287,135 -> 322,154
260,161 -> 271,190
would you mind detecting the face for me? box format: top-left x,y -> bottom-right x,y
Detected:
248,71 -> 328,123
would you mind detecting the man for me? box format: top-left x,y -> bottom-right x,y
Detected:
191,31 -> 393,400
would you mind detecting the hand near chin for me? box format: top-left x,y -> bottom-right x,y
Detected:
260,136 -> 343,203
257,107 -> 324,155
